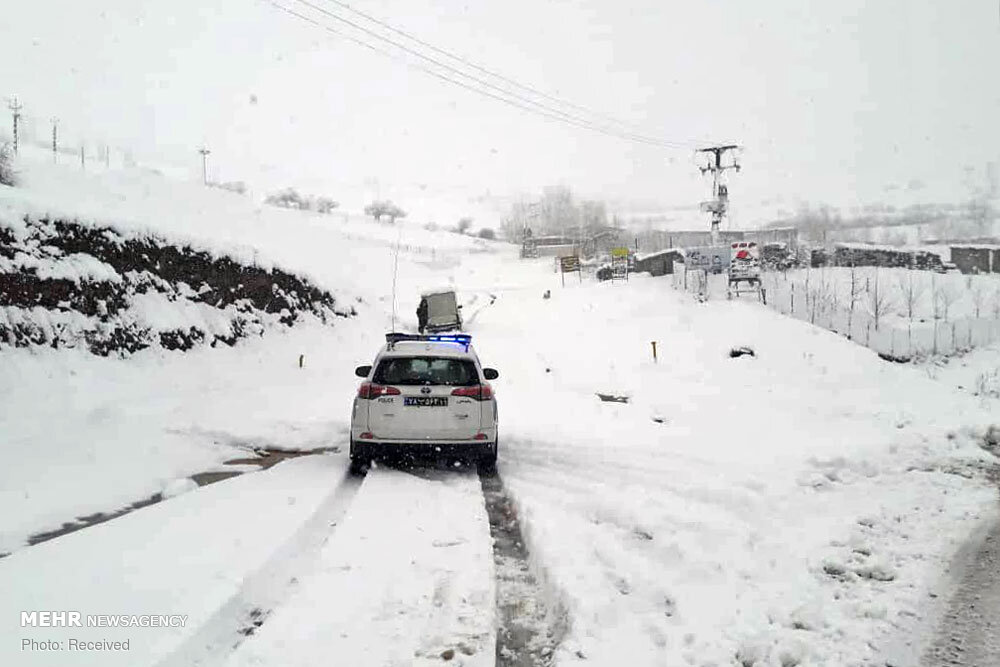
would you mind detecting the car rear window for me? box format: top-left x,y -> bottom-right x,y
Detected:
373,357 -> 479,386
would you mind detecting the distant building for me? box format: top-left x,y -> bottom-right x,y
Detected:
526,235 -> 578,258
633,249 -> 683,276
635,227 -> 798,254
951,245 -> 1000,274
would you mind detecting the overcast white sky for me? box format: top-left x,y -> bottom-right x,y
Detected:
1,0 -> 998,226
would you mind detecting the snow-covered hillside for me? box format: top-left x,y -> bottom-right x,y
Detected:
0,214 -> 352,354
1,154 -> 998,667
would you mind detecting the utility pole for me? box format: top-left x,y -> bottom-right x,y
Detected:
80,146 -> 85,171
696,144 -> 741,244
198,147 -> 210,185
50,118 -> 58,163
8,96 -> 23,154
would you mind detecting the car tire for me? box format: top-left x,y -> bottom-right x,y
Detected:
479,438 -> 498,471
348,440 -> 369,475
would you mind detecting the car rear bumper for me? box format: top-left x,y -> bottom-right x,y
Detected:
351,440 -> 495,459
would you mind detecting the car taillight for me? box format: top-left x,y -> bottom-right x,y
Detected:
358,382 -> 401,399
451,384 -> 493,401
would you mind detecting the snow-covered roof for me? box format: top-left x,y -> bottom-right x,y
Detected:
635,249 -> 682,262
950,243 -> 1000,250
833,241 -> 911,251
420,287 -> 457,297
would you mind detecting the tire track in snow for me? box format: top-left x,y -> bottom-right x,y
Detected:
10,447 -> 335,557
479,465 -> 568,666
154,468 -> 364,667
921,507 -> 1000,666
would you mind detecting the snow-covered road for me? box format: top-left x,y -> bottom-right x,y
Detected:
4,157 -> 1000,666
1,455 -> 507,667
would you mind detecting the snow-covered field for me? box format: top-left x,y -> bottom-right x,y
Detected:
2,154 -> 999,666
759,267 -> 1000,359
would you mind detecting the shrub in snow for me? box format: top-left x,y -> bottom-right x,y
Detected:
0,143 -> 16,187
776,640 -> 807,667
209,180 -> 247,195
789,602 -> 825,631
477,227 -> 497,240
854,559 -> 896,582
313,197 -> 339,214
735,639 -> 767,667
264,187 -> 311,210
821,558 -> 848,577
365,200 -> 406,223
264,188 -> 339,214
984,425 -> 1000,451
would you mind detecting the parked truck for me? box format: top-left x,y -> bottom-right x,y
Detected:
418,289 -> 463,333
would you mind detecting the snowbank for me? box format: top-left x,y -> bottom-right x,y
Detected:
476,275 -> 999,665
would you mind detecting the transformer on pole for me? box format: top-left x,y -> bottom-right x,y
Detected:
696,144 -> 741,244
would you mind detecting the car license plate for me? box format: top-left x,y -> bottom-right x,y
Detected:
404,396 -> 448,407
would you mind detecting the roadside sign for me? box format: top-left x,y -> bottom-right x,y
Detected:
683,246 -> 730,273
611,247 -> 629,281
559,254 -> 582,286
559,255 -> 580,273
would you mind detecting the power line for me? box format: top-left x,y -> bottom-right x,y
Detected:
290,0 -> 687,147
272,1 -> 701,149
320,0 -> 686,143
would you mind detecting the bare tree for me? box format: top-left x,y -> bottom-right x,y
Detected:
867,268 -> 895,331
846,264 -> 864,339
804,269 -> 813,321
933,277 -> 959,322
896,270 -> 925,353
896,270 -> 925,320
899,269 -> 925,354
827,271 -> 841,330
931,274 -> 943,320
810,270 -> 834,327
970,279 -> 987,318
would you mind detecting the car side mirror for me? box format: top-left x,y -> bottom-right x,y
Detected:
483,368 -> 499,380
355,365 -> 372,378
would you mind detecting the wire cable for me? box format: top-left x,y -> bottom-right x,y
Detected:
291,0 -> 689,147
319,0 -> 694,144
272,0 -> 702,149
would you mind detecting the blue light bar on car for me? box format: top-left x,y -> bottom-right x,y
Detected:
385,333 -> 472,348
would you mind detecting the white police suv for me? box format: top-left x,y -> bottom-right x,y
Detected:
350,333 -> 499,469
